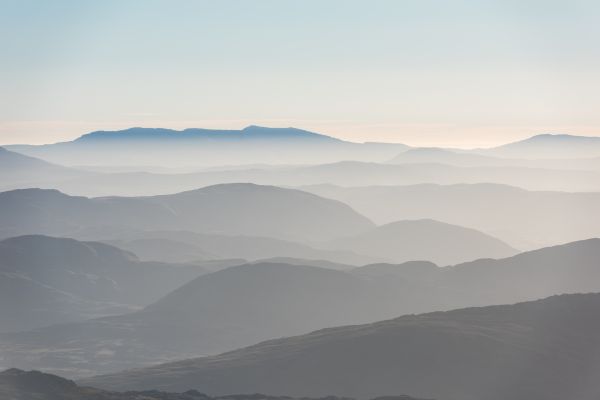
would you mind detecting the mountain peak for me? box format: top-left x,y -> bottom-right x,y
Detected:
74,126 -> 341,143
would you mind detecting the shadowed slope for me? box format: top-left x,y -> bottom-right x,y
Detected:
83,293 -> 600,400
2,239 -> 600,377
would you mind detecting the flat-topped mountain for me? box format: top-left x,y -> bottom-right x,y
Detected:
0,184 -> 374,243
0,369 -> 431,400
6,126 -> 409,167
76,126 -> 342,142
63,160 -> 600,196
83,292 -> 600,400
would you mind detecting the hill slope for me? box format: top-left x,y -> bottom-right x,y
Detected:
0,147 -> 87,190
98,230 -> 375,266
83,293 -> 600,400
325,219 -> 517,265
3,239 -> 600,376
0,235 -> 207,332
302,183 -> 600,249
484,133 -> 600,159
0,184 -> 374,243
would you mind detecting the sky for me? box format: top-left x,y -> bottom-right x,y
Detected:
1,0 -> 599,148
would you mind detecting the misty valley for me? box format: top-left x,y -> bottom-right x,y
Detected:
0,126 -> 599,400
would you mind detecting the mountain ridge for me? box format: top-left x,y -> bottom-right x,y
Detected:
0,184 -> 375,243
75,126 -> 344,143
81,292 -> 600,400
3,238 -> 600,377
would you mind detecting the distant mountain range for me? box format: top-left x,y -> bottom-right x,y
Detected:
15,159 -> 600,196
4,133 -> 600,196
82,292 -> 600,400
0,369 -> 430,400
6,127 -> 600,168
75,126 -> 342,143
6,126 -> 409,167
3,238 -> 599,377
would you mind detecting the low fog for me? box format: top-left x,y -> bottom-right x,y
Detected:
2,126 -> 600,400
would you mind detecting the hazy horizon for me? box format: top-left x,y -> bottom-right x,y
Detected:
2,0 -> 600,147
2,3 -> 600,400
4,123 -> 597,148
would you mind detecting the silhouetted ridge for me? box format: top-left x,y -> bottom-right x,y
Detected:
82,293 -> 600,400
5,238 -> 600,377
0,184 -> 374,243
75,126 -> 341,143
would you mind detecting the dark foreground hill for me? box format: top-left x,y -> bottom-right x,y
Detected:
84,293 -> 600,400
0,369 -> 431,400
3,239 -> 600,377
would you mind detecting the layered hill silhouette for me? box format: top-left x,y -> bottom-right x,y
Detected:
7,127 -> 600,168
0,235 -> 208,332
83,292 -> 600,400
303,183 -> 600,249
0,263 -> 386,376
484,133 -> 600,159
0,369 -> 430,400
324,219 -> 517,265
5,130 -> 600,196
3,239 -> 600,377
6,126 -> 409,167
98,230 -> 376,266
0,184 -> 374,243
388,147 -> 600,170
0,147 -> 87,190
31,159 -> 600,197
389,147 -> 516,167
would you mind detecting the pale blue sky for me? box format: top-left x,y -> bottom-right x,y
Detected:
1,0 -> 599,146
